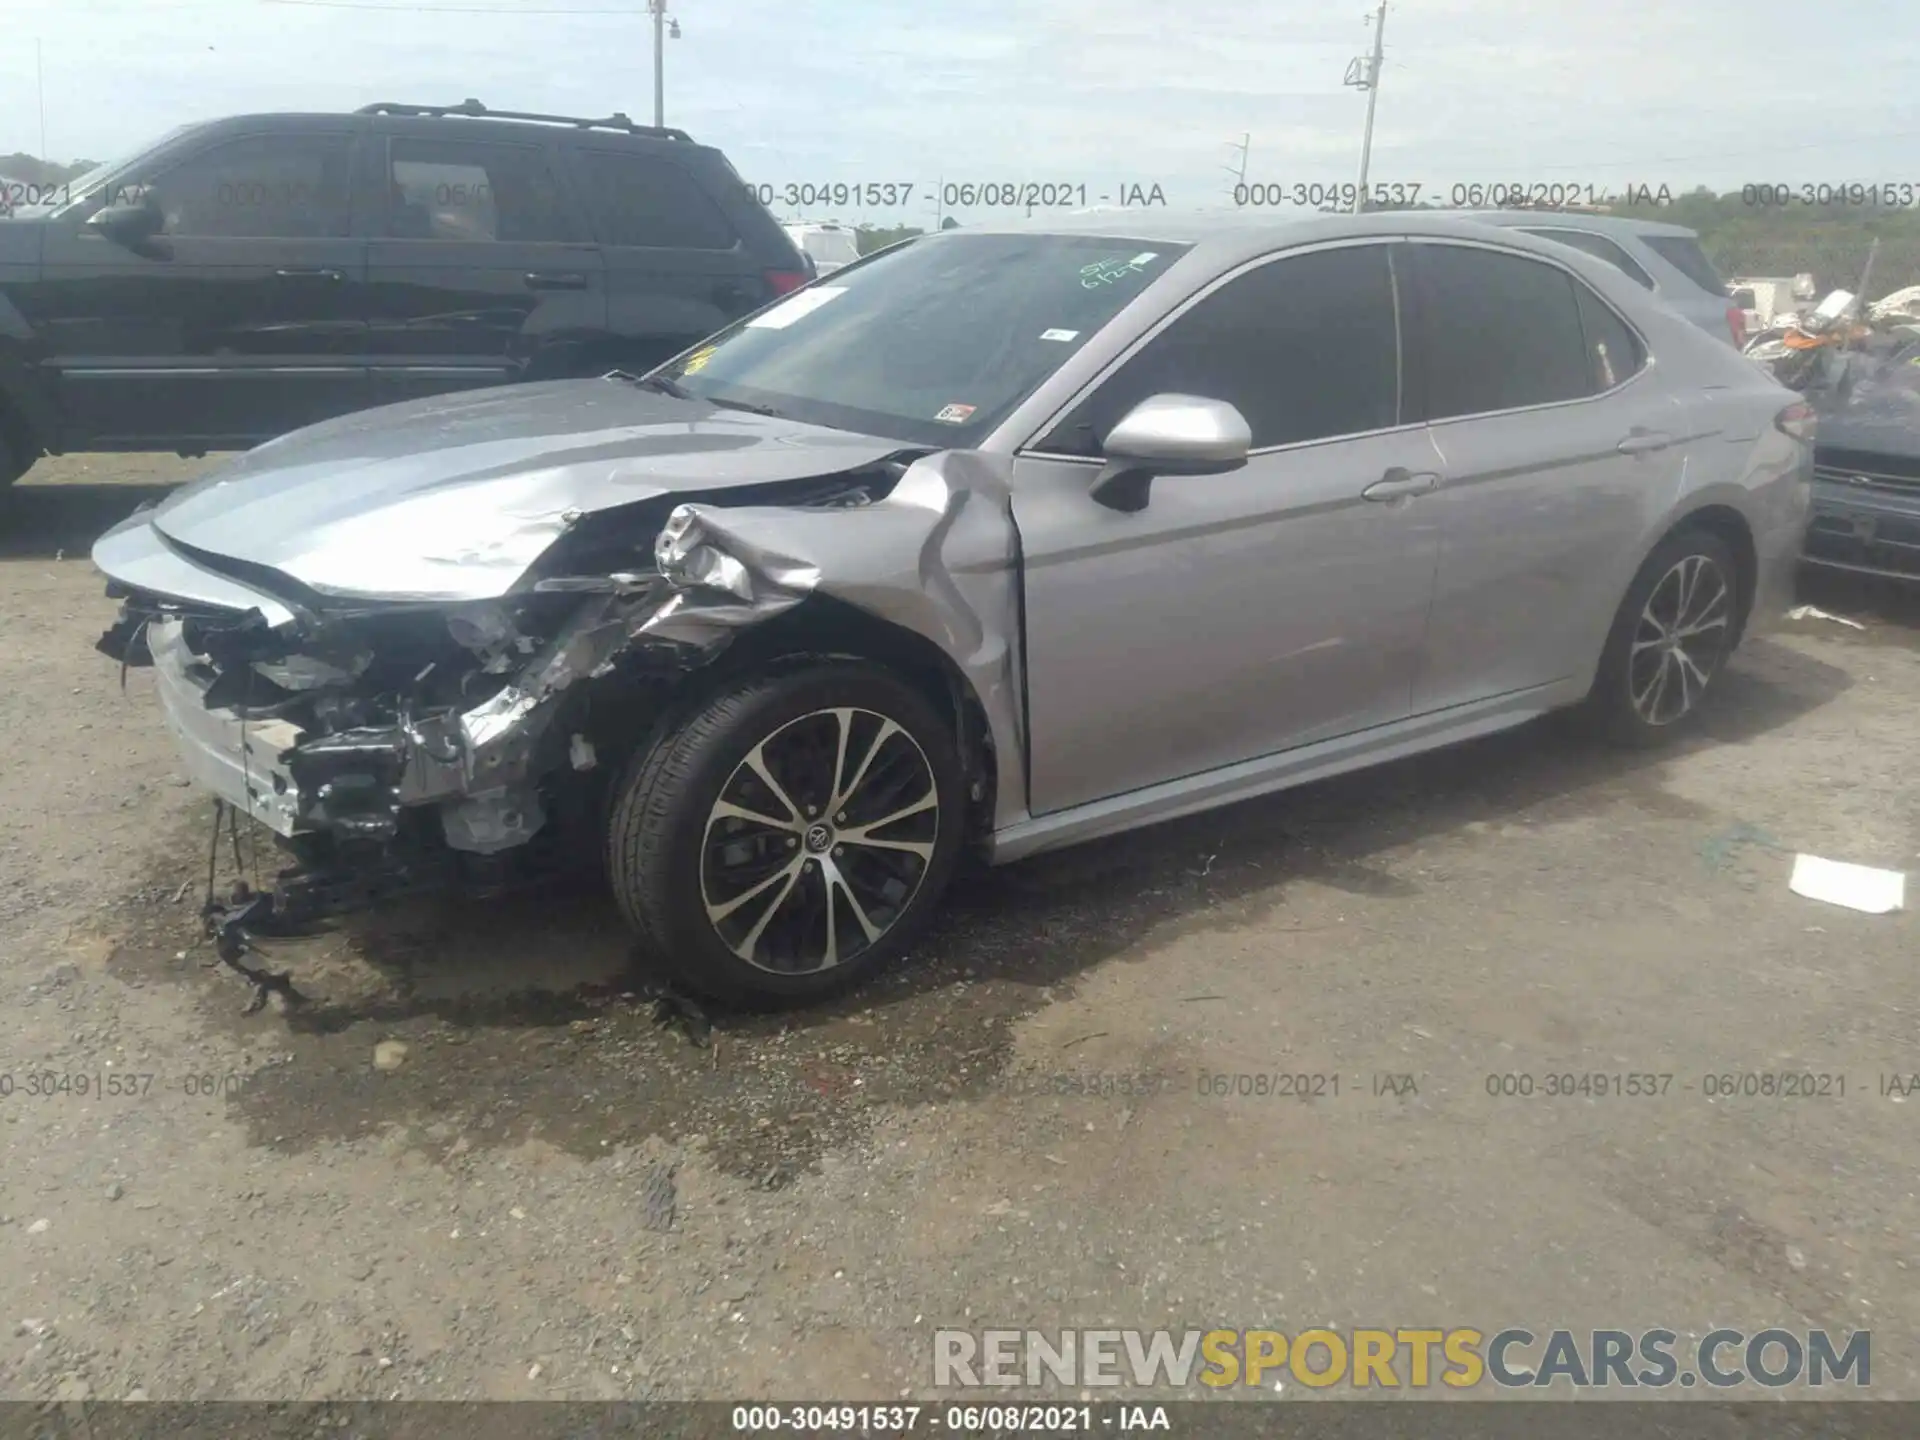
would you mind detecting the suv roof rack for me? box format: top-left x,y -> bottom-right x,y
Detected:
356,98 -> 692,142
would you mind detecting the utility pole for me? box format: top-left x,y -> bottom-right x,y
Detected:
650,0 -> 665,127
1344,1 -> 1387,213
1223,132 -> 1250,202
37,39 -> 48,163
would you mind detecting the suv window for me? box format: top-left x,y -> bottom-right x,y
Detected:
386,138 -> 581,243
1415,244 -> 1593,419
147,133 -> 352,239
575,150 -> 735,250
1642,234 -> 1727,295
1040,243 -> 1401,455
1517,227 -> 1655,289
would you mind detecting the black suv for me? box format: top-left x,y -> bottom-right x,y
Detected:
0,99 -> 810,486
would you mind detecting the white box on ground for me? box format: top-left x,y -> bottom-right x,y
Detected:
1788,854 -> 1906,915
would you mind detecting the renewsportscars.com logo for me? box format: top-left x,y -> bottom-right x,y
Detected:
934,1327 -> 1871,1391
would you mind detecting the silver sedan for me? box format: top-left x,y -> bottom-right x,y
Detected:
93,211 -> 1814,1006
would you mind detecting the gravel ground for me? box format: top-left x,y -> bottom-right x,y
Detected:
1,454 -> 1918,1403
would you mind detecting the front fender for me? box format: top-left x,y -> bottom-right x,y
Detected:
643,449 -> 1030,823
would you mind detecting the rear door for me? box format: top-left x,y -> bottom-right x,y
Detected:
1405,240 -> 1690,713
566,145 -> 776,373
364,131 -> 605,405
33,127 -> 369,448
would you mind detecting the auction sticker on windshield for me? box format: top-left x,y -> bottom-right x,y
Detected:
746,286 -> 847,329
934,403 -> 977,423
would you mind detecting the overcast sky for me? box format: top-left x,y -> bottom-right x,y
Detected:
2,0 -> 1916,222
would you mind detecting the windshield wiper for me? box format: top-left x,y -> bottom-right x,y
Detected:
704,395 -> 786,419
608,370 -> 694,399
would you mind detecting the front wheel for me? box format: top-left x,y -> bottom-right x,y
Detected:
607,662 -> 967,1008
1580,527 -> 1742,747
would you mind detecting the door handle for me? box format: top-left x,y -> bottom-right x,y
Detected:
274,267 -> 344,281
1617,429 -> 1675,455
525,271 -> 589,291
1361,467 -> 1440,502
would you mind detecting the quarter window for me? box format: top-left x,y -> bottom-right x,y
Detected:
386,138 -> 581,243
1573,284 -> 1646,391
147,134 -> 353,239
1039,243 -> 1402,455
1414,244 -> 1593,419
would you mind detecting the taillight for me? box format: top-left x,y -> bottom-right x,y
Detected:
764,268 -> 808,296
1774,400 -> 1817,441
1727,305 -> 1748,349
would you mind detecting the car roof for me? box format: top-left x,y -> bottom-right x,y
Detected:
167,109 -> 716,154
934,207 -> 1665,271
1441,209 -> 1702,240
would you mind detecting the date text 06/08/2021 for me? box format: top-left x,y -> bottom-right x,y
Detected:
742,181 -> 1168,210
735,179 -> 1683,212
729,1404 -> 1169,1433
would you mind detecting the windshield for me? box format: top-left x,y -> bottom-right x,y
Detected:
7,127 -> 193,218
655,231 -> 1190,447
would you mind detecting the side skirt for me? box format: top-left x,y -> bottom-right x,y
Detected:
984,680 -> 1585,866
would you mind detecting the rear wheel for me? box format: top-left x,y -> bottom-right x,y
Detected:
1581,527 -> 1741,747
607,662 -> 966,1007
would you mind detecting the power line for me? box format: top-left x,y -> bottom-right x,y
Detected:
262,0 -> 635,12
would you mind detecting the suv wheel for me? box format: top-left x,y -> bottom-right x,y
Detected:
607,662 -> 966,1007
1582,527 -> 1740,747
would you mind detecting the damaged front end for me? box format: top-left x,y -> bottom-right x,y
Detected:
94,444 -> 1023,1004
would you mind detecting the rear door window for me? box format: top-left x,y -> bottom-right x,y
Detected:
386,138 -> 582,243
575,150 -> 737,250
1642,235 -> 1727,295
1040,242 -> 1403,455
1516,228 -> 1655,289
1412,243 -> 1593,419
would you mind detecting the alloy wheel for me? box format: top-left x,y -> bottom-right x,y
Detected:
1628,553 -> 1732,727
699,706 -> 940,974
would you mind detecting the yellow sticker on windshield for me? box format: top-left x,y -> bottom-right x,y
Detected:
682,345 -> 718,374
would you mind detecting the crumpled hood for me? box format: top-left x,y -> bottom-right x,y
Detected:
144,378 -> 915,602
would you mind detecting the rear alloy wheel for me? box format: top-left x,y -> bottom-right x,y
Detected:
1584,527 -> 1740,746
608,663 -> 965,1007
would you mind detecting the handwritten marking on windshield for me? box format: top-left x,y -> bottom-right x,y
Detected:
1079,254 -> 1160,289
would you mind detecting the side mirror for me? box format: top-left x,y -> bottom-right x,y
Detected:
86,197 -> 163,247
1090,394 -> 1252,512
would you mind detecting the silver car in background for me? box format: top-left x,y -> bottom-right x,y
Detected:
1459,210 -> 1748,348
92,211 -> 1813,1007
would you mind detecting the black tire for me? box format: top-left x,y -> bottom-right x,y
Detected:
0,422 -> 23,489
607,661 -> 966,1008
1579,527 -> 1742,748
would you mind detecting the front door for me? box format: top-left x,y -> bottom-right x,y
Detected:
364,132 -> 605,407
33,127 -> 369,449
1011,241 -> 1445,816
